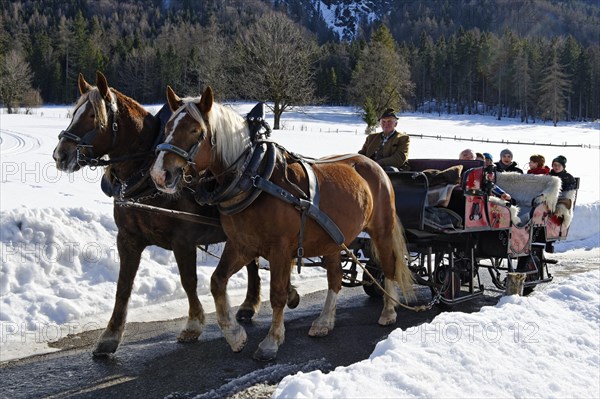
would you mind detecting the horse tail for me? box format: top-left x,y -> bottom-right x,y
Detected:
391,215 -> 415,303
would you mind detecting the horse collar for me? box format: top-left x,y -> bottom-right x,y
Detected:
193,140 -> 276,212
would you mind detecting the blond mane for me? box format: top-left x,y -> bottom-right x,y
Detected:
73,87 -> 118,128
170,99 -> 251,169
208,102 -> 251,168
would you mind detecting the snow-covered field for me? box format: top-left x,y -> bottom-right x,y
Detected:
1,104 -> 598,397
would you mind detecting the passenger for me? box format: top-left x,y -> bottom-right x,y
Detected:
550,155 -> 577,192
491,184 -> 512,202
475,152 -> 485,162
494,148 -> 523,173
458,148 -> 476,160
483,152 -> 494,167
484,159 -> 513,203
527,154 -> 550,175
358,108 -> 410,171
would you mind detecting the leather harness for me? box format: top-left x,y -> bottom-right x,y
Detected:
158,102 -> 346,270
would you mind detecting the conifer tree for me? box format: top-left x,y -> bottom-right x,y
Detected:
537,52 -> 570,126
349,24 -> 413,131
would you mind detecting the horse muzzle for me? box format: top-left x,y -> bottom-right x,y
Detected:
151,167 -> 182,194
53,145 -> 81,172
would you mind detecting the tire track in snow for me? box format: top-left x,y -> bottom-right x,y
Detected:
0,129 -> 42,156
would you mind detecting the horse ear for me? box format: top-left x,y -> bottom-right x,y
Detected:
166,86 -> 183,112
78,73 -> 92,95
198,86 -> 214,113
95,71 -> 111,102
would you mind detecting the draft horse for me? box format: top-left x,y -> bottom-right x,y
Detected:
52,72 -> 263,356
151,85 -> 415,360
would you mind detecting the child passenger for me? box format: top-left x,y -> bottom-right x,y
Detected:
483,153 -> 494,167
550,156 -> 577,192
527,154 -> 550,175
495,149 -> 523,173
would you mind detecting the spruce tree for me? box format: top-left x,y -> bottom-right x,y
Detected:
537,52 -> 570,126
349,24 -> 413,131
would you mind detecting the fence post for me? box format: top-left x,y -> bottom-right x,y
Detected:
505,273 -> 526,296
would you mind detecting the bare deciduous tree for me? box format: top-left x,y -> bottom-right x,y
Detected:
234,13 -> 319,129
0,50 -> 34,113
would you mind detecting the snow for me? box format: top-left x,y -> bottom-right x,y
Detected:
1,104 -> 599,397
275,271 -> 600,398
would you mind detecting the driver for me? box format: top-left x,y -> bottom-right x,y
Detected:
358,108 -> 410,171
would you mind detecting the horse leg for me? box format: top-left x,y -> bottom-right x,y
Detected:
235,258 -> 261,322
369,217 -> 413,326
308,253 -> 342,337
368,234 -> 401,326
254,258 -> 291,361
93,234 -> 144,356
211,242 -> 251,352
379,278 -> 401,325
287,281 -> 300,309
172,244 -> 204,342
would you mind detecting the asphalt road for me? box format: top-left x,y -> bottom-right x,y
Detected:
0,285 -> 500,399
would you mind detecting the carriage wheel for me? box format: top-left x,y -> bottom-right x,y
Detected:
517,253 -> 541,295
362,263 -> 385,298
341,259 -> 361,287
432,264 -> 462,301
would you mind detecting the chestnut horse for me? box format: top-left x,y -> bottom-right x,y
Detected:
150,86 -> 415,360
52,72 -> 263,356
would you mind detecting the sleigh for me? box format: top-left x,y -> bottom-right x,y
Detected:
344,159 -> 580,305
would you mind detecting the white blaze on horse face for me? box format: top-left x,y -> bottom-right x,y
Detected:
154,111 -> 188,171
53,100 -> 90,172
66,100 -> 90,134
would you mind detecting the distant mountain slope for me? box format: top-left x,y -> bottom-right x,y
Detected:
280,0 -> 600,44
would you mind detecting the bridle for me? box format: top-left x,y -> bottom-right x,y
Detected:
58,94 -> 119,168
155,102 -> 213,165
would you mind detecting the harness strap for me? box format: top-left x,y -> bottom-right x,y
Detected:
295,159 -> 320,272
194,144 -> 256,205
115,200 -> 221,227
218,141 -> 276,215
252,175 -> 345,247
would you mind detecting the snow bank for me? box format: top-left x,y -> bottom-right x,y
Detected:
274,271 -> 600,398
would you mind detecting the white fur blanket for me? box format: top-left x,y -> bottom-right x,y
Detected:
496,172 -> 562,225
496,173 -> 562,211
554,189 -> 577,227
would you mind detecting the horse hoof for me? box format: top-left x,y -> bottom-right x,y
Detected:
253,347 -> 277,362
224,326 -> 247,352
308,325 -> 331,337
378,313 -> 397,326
235,308 -> 256,322
287,289 -> 300,309
177,329 -> 201,343
92,339 -> 119,357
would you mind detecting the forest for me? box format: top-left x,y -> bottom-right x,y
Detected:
1,0 -> 599,126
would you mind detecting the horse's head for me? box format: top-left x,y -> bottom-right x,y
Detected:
53,71 -> 120,172
151,85 -> 250,194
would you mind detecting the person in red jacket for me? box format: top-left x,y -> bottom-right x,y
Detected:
527,154 -> 550,175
